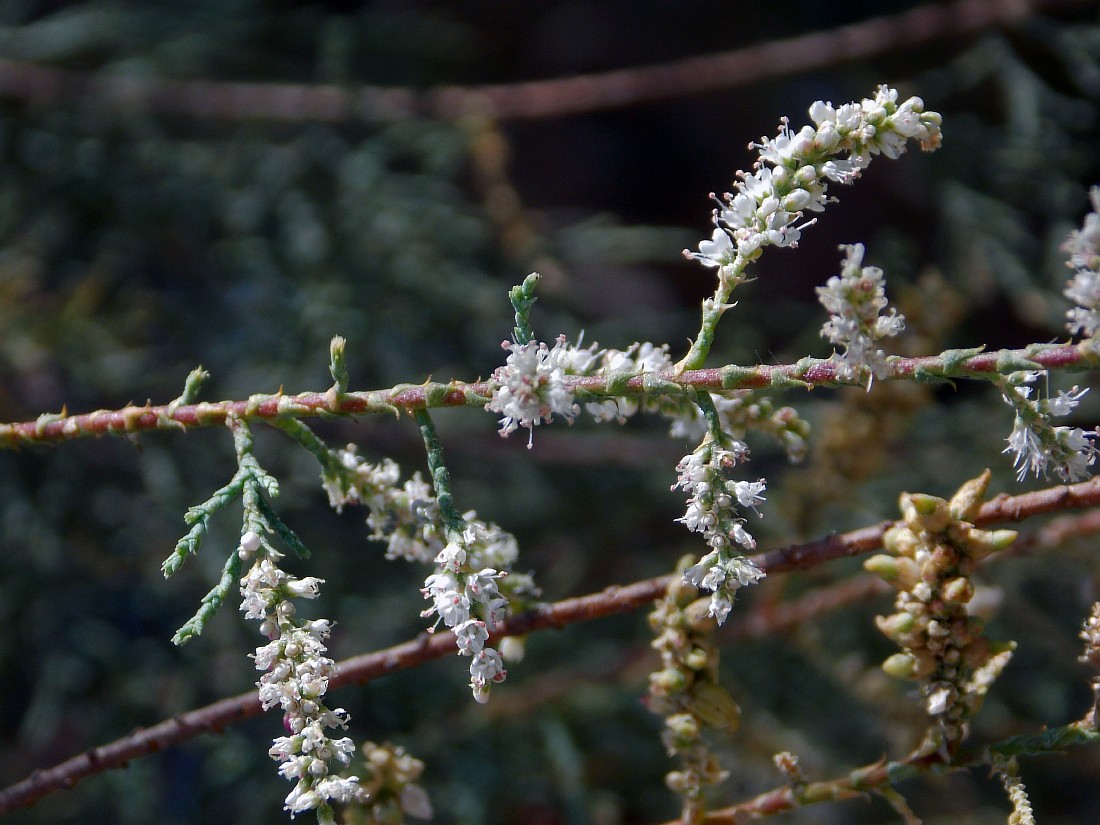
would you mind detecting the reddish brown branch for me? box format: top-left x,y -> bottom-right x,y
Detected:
3,341 -> 1097,448
3,476 -> 1099,813
0,0 -> 1084,122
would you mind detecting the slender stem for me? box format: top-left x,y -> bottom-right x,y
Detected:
268,416 -> 342,475
4,342 -> 1096,448
675,266 -> 747,372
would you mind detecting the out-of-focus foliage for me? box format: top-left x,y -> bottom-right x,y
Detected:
1,2 -> 1100,824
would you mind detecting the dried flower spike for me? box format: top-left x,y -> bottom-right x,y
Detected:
866,471 -> 1017,757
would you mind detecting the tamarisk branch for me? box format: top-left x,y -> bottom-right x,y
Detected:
2,341 -> 1097,448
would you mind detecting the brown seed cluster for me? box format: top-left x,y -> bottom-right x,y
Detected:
865,470 -> 1017,756
648,556 -> 740,823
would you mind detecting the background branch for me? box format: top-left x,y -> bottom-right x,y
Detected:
0,0 -> 1081,122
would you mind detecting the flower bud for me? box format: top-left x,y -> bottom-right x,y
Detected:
667,578 -> 698,607
882,525 -> 921,557
929,544 -> 958,571
684,647 -> 710,671
903,493 -> 950,533
941,577 -> 974,605
865,554 -> 921,590
665,712 -> 701,744
794,164 -> 818,186
962,527 -> 1017,561
651,667 -> 688,695
882,652 -> 919,680
875,612 -> 916,643
665,771 -> 691,793
500,635 -> 526,663
782,188 -> 813,212
864,554 -> 898,580
949,469 -> 991,521
240,530 -> 262,555
924,682 -> 958,715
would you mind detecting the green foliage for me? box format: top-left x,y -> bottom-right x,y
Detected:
2,3 -> 1100,825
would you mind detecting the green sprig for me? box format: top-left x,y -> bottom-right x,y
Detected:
172,550 -> 244,645
509,272 -> 540,345
412,407 -> 465,537
167,415 -> 309,644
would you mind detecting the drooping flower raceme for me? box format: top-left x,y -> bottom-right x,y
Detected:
684,86 -> 943,281
672,438 -> 766,624
238,530 -> 367,823
320,448 -> 535,703
999,371 -> 1096,482
817,243 -> 905,386
995,191 -> 1100,482
1064,185 -> 1100,338
420,520 -> 522,703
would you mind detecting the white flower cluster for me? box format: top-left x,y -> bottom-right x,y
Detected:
238,530 -> 366,823
684,85 -> 942,276
584,341 -> 676,423
1000,372 -> 1096,482
322,446 -> 442,563
1064,186 -> 1100,338
487,336 -> 809,460
420,526 -> 514,703
672,440 -> 766,624
485,335 -> 586,447
321,448 -> 533,702
816,243 -> 905,386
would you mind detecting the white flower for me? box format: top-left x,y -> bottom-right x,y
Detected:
470,647 -> 507,703
486,336 -> 581,447
285,576 -> 323,599
1048,386 -> 1089,417
454,619 -> 489,654
434,541 -> 467,571
1004,414 -> 1049,481
323,448 -> 443,563
417,514 -> 526,701
692,227 -> 736,269
732,479 -> 767,511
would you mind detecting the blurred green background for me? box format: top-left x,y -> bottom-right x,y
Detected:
2,1 -> 1100,823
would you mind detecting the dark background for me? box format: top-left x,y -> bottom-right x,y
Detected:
1,1 -> 1100,823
